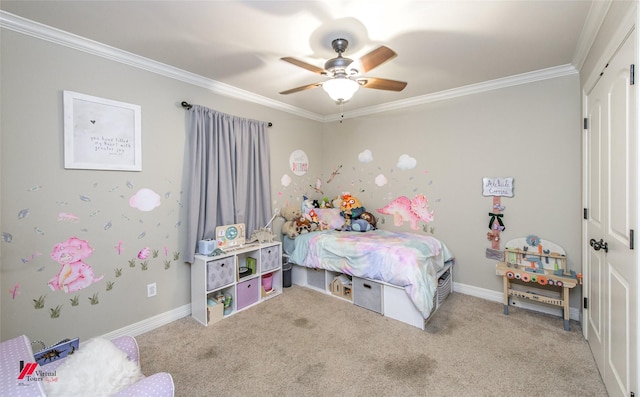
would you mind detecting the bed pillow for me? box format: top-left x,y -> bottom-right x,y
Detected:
44,337 -> 143,397
315,208 -> 345,229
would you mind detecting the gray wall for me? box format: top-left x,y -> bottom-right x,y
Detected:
316,76 -> 582,306
0,30 -> 321,342
2,21 -> 583,342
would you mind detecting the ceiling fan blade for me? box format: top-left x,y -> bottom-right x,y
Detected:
279,82 -> 322,95
358,77 -> 407,92
358,46 -> 397,73
281,57 -> 326,75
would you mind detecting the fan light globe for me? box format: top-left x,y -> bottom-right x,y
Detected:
322,78 -> 359,103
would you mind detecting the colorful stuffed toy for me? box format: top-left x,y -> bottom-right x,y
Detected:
295,216 -> 317,234
339,193 -> 365,219
338,193 -> 367,231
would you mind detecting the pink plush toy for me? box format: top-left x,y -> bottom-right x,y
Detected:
48,237 -> 104,293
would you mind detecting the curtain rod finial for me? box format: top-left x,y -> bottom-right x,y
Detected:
180,101 -> 270,126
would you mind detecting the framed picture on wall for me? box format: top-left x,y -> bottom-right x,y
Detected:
63,91 -> 142,171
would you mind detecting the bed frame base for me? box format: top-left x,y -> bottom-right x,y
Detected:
290,262 -> 453,330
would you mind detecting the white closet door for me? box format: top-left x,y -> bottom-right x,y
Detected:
585,28 -> 638,397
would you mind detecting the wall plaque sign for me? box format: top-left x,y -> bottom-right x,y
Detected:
482,177 -> 514,197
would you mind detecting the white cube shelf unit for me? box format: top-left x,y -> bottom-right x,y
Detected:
291,262 -> 452,330
191,242 -> 282,326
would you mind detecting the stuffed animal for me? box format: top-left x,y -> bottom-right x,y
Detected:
360,211 -> 378,230
338,211 -> 353,231
320,197 -> 332,208
281,205 -> 302,239
295,216 -> 317,234
337,193 -> 366,231
331,196 -> 342,209
282,222 -> 299,239
308,209 -> 319,224
339,193 -> 365,220
301,196 -> 315,215
351,211 -> 377,232
351,218 -> 375,232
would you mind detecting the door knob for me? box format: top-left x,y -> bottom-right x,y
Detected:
589,238 -> 609,253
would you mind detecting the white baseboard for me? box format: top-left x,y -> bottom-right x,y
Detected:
101,304 -> 191,340
453,281 -> 580,321
98,281 -> 580,340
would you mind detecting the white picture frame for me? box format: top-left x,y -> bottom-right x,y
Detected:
63,91 -> 142,171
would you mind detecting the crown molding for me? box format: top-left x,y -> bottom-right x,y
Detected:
582,1 -> 637,95
1,10 -> 579,124
571,0 -> 612,71
0,11 -> 324,122
323,64 -> 578,122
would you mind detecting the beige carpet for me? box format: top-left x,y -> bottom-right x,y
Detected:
136,286 -> 607,397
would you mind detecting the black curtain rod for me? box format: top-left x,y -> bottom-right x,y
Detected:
181,101 -> 272,127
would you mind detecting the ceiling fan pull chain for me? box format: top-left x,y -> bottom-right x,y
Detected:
340,103 -> 344,123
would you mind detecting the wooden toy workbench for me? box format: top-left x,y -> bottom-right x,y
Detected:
495,237 -> 582,331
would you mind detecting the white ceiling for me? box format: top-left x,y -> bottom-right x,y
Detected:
0,1 -> 600,119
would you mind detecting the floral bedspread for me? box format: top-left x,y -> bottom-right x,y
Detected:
288,230 -> 454,317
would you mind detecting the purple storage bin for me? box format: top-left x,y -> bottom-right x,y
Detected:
236,278 -> 259,310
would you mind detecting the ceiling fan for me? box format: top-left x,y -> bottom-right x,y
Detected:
279,38 -> 407,103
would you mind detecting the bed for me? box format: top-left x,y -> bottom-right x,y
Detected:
278,215 -> 455,329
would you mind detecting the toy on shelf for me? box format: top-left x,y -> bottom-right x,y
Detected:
495,235 -> 582,331
330,274 -> 352,301
222,292 -> 233,315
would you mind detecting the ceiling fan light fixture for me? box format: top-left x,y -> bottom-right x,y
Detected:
322,77 -> 359,103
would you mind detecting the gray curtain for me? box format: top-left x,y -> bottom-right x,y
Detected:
184,105 -> 271,263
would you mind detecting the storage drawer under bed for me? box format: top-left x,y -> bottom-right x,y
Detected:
307,268 -> 326,290
352,277 -> 383,314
